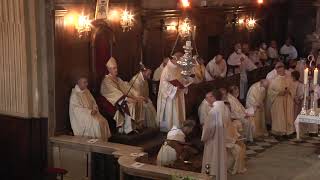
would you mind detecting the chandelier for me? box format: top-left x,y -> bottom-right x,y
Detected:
120,9 -> 134,32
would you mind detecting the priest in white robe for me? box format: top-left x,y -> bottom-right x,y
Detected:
201,90 -> 227,180
70,77 -> 111,141
157,120 -> 196,166
266,62 -> 290,81
198,91 -> 215,126
267,40 -> 279,60
280,38 -> 298,60
228,43 -> 257,99
153,57 -> 169,81
101,57 -> 145,134
224,104 -> 247,175
268,66 -> 295,135
246,79 -> 269,137
205,54 -> 227,81
156,52 -> 192,132
130,68 -> 157,128
227,86 -> 255,142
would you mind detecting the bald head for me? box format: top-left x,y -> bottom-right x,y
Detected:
77,77 -> 88,90
260,79 -> 269,88
215,54 -> 224,63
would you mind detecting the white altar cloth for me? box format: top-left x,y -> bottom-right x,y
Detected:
295,114 -> 320,140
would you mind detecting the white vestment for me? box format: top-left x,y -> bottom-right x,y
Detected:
205,57 -> 227,81
198,99 -> 213,126
266,69 -> 291,81
153,63 -> 165,81
157,126 -> 185,166
156,60 -> 187,132
69,85 -> 111,140
227,94 -> 255,142
267,47 -> 279,59
246,82 -> 267,137
130,72 -> 157,128
280,45 -> 298,60
201,101 -> 227,180
268,75 -> 295,135
227,52 -> 257,99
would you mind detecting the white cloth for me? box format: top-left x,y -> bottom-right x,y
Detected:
205,57 -> 227,81
156,60 -> 187,132
153,63 -> 165,81
198,99 -> 213,125
267,47 -> 279,59
69,85 -> 111,140
280,45 -> 298,60
201,101 -> 227,180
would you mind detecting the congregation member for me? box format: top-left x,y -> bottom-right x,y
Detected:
130,67 -> 157,128
157,52 -> 192,132
268,63 -> 295,136
101,57 -> 146,134
192,56 -> 206,84
280,37 -> 298,60
201,90 -> 227,180
242,43 -> 261,67
198,91 -> 214,126
267,40 -> 279,62
157,120 -> 197,166
224,103 -> 247,175
153,57 -> 169,81
246,79 -> 269,137
70,77 -> 111,141
258,42 -> 268,66
205,54 -> 227,81
228,43 -> 257,100
227,86 -> 255,143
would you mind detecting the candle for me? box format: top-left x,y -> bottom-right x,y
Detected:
304,68 -> 308,85
314,68 -> 318,85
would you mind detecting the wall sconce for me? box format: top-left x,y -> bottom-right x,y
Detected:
179,18 -> 193,38
246,18 -> 256,30
64,12 -> 92,37
165,21 -> 178,31
120,9 -> 135,32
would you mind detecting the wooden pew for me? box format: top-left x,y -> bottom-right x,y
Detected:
185,74 -> 240,119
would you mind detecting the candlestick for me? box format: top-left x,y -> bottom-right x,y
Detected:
300,83 -> 308,115
304,68 -> 308,85
314,68 -> 318,85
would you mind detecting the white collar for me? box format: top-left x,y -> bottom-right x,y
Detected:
75,85 -> 85,93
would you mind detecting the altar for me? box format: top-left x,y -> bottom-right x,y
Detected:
295,112 -> 320,140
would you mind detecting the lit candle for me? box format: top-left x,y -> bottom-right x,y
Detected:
304,68 -> 308,85
314,68 -> 318,85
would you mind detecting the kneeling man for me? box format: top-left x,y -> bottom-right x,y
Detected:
70,77 -> 111,141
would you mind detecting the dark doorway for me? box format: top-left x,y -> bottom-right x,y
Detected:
208,36 -> 221,60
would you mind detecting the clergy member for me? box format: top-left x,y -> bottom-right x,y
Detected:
224,103 -> 247,175
267,40 -> 279,61
268,63 -> 295,136
70,77 -> 111,141
205,54 -> 227,81
266,62 -> 290,81
228,43 -> 257,100
153,57 -> 169,81
192,56 -> 206,84
280,37 -> 298,60
201,89 -> 227,180
130,67 -> 157,128
227,86 -> 255,143
156,120 -> 197,166
198,91 -> 215,126
246,79 -> 269,137
156,52 -> 192,132
101,57 -> 145,134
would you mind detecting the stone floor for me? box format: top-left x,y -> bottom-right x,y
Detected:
230,142 -> 320,180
